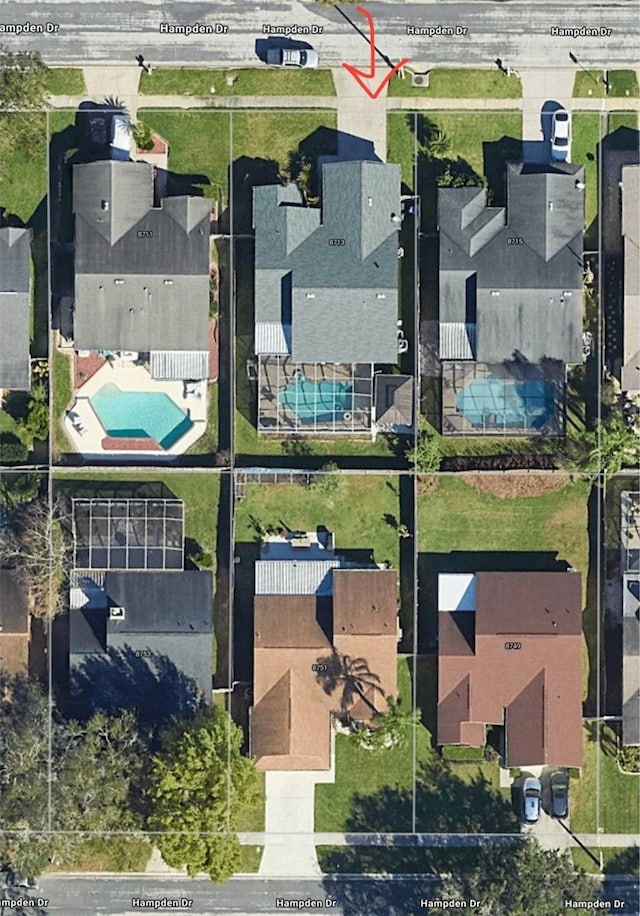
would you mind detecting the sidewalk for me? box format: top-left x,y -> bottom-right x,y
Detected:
47,93 -> 639,113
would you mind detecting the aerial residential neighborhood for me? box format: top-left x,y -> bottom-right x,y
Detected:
0,2 -> 639,914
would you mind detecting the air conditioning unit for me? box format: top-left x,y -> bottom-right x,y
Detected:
109,606 -> 126,620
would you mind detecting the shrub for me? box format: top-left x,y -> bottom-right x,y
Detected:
617,745 -> 640,773
199,552 -> 213,569
0,434 -> 28,465
441,744 -> 485,762
132,120 -> 154,151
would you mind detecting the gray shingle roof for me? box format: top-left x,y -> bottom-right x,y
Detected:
69,570 -> 213,698
0,227 -> 31,390
73,161 -> 211,351
438,162 -> 584,364
253,160 -> 401,364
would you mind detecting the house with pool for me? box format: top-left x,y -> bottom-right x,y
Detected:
437,161 -> 585,436
63,159 -> 216,459
252,160 -> 414,437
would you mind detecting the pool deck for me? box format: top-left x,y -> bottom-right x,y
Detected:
64,360 -> 208,460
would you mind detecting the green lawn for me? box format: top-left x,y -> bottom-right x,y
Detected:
388,69 -> 522,99
388,112 -> 416,188
44,837 -> 152,873
137,111 -> 231,204
571,113 -> 603,248
140,68 -> 335,97
231,110 -> 337,173
186,383 -> 219,458
235,474 -> 401,570
315,659 -> 431,832
573,71 -> 605,98
572,846 -> 640,876
416,476 -> 590,572
233,771 -> 265,832
45,68 -> 86,95
608,70 -> 639,98
53,471 -> 220,561
607,110 -> 639,138
51,347 -> 75,459
236,845 -> 264,873
571,724 -> 640,834
0,113 -> 47,223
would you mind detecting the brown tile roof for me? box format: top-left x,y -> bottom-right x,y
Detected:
251,569 -> 399,771
475,571 -> 582,636
254,595 -> 331,648
333,569 -> 398,636
250,667 -> 331,770
438,571 -> 583,767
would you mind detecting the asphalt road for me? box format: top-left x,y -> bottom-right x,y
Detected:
1,0 -> 639,69
12,874 -> 637,915
20,875 -> 442,915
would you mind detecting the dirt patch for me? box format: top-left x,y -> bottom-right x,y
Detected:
464,473 -> 571,499
417,475 -> 440,496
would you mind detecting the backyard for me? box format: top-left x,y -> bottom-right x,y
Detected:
571,113 -> 603,248
417,474 -> 593,694
53,470 -> 220,565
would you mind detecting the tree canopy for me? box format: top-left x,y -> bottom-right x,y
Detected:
147,706 -> 259,883
0,673 -> 148,876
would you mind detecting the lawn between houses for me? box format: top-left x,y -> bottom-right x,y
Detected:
387,68 -> 522,99
314,657 -> 512,833
570,724 -> 640,834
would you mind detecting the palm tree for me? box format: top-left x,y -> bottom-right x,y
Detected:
426,129 -> 451,158
314,648 -> 383,719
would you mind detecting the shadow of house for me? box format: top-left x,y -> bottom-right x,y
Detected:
231,154 -> 281,235
482,135 -> 524,206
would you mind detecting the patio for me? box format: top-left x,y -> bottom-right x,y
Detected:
63,358 -> 208,459
257,357 -> 373,435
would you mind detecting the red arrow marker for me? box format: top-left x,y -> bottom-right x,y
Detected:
341,6 -> 410,100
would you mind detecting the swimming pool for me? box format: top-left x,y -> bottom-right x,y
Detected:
279,378 -> 353,424
455,378 -> 552,430
90,383 -> 193,449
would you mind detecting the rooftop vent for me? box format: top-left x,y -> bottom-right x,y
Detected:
101,200 -> 109,211
491,290 -> 500,297
549,201 -> 554,211
109,606 -> 125,620
163,279 -> 174,285
376,293 -> 386,299
114,278 -> 124,285
306,293 -> 315,299
367,197 -> 373,206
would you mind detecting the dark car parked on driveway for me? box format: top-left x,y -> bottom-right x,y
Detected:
550,770 -> 569,818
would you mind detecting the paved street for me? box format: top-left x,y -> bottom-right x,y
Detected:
17,874 -> 639,915
1,0 -> 638,69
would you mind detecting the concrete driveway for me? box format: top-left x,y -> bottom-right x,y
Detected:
259,762 -> 335,877
516,767 -> 573,850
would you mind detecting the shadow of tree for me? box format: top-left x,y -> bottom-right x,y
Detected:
69,644 -> 203,724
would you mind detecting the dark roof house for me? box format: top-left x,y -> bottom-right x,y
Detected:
253,160 -> 401,364
0,227 -> 31,391
437,570 -> 583,767
250,532 -> 399,770
72,160 -> 211,361
68,497 -> 213,714
438,162 -> 584,365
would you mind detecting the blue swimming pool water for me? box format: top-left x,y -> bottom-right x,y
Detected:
279,378 -> 353,424
455,378 -> 551,429
91,383 -> 193,449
